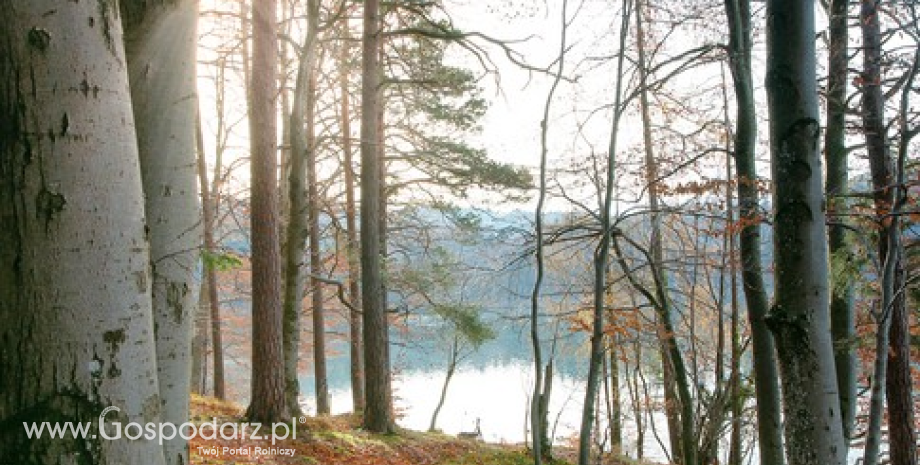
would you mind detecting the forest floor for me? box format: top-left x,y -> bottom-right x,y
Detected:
187,395 -> 646,465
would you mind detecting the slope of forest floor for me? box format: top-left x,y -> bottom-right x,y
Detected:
187,395 -> 646,465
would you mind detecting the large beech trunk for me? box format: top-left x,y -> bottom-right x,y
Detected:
0,2 -> 167,463
765,1 -> 847,464
122,1 -> 201,463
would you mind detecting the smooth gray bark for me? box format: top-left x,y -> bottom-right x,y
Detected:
122,2 -> 201,463
0,2 -> 166,463
765,1 -> 847,464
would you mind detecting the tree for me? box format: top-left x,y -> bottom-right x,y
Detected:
823,0 -> 856,446
427,306 -> 495,432
247,0 -> 290,423
858,2 -> 917,464
881,43 -> 919,465
194,108 -> 227,400
282,0 -> 320,417
579,2 -> 640,463
723,1 -> 785,464
361,0 -> 394,433
765,1 -> 846,463
530,1 -> 569,462
304,6 -> 330,415
122,1 -> 201,463
633,4 -> 692,462
0,1 -> 167,463
339,18 -> 366,413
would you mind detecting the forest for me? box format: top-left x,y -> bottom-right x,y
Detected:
0,1 -> 919,465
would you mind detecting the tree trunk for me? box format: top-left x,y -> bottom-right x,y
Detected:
302,5 -> 329,413
532,2 -> 570,462
247,0 -> 290,423
725,136 -> 742,465
632,344 -> 645,460
0,2 -> 167,463
885,50 -> 919,465
195,108 -> 227,400
191,270 -> 209,395
579,3 -> 629,463
306,68 -> 330,417
824,0 -> 856,445
859,0 -> 894,462
765,1 -> 846,464
195,111 -> 226,401
282,0 -> 320,418
122,2 -> 201,463
339,20 -> 365,413
723,1 -> 785,464
360,0 -> 394,433
193,89 -> 227,400
607,338 -> 623,454
191,101 -> 211,397
634,4 -> 696,464
859,3 -> 916,464
429,338 -> 460,432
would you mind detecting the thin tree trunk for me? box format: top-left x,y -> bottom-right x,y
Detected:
722,97 -> 743,465
429,337 -> 459,432
727,242 -> 743,465
198,136 -> 226,401
122,2 -> 202,462
360,0 -> 394,433
634,4 -> 696,463
883,50 -> 920,454
247,0 -> 290,423
765,1 -> 847,464
306,58 -> 330,418
191,267 -> 209,395
859,4 -> 917,463
608,339 -> 623,454
632,343 -> 645,461
717,58 -> 743,465
859,1 -> 898,463
282,0 -> 320,418
885,49 -> 918,461
0,2 -> 167,463
339,21 -> 365,413
197,75 -> 227,402
825,0 -> 857,445
723,1 -> 785,464
579,2 -> 630,463
531,2 -> 570,463
191,102 -> 211,397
